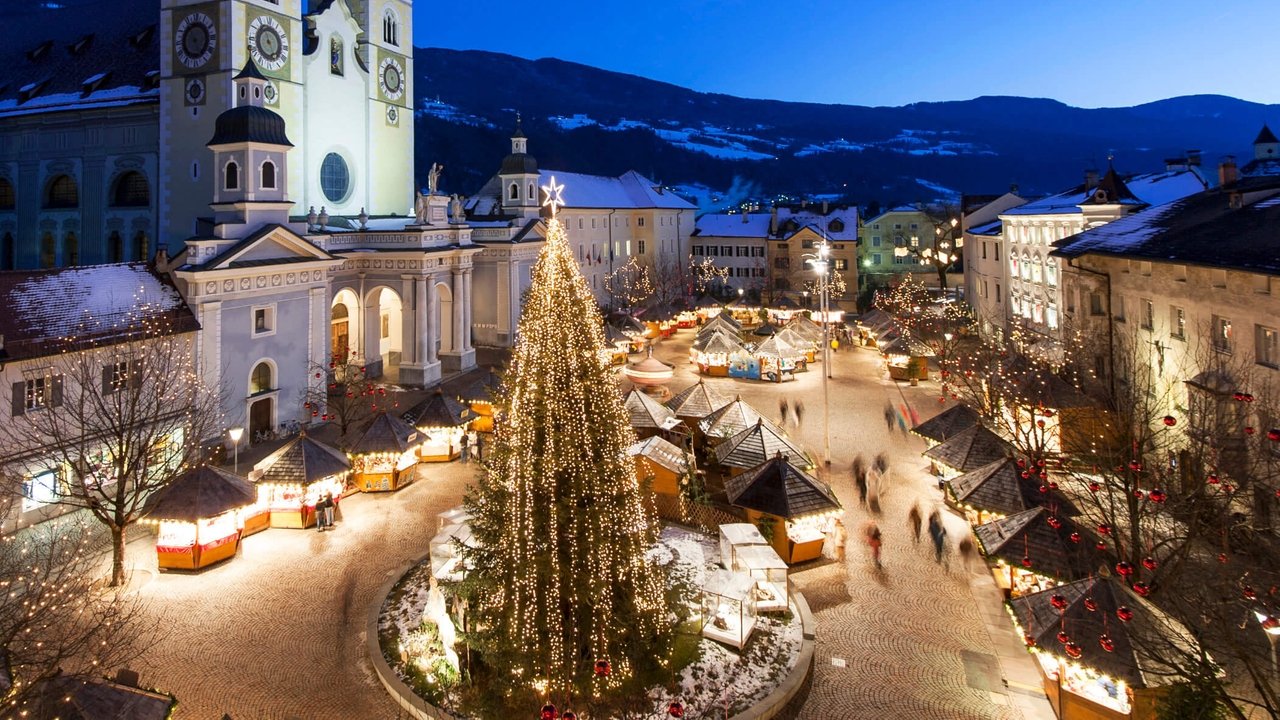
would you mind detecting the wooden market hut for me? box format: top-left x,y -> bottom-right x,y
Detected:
143,465 -> 258,570
912,404 -> 981,446
403,389 -> 474,461
1010,578 -> 1185,720
342,411 -> 422,492
880,334 -> 935,382
698,313 -> 742,340
774,326 -> 817,363
629,435 -> 688,496
693,331 -> 748,377
725,453 -> 842,564
698,396 -> 778,447
751,320 -> 781,338
973,507 -> 1092,599
458,368 -> 503,433
753,334 -> 806,382
923,424 -> 1014,478
1009,367 -> 1113,455
251,433 -> 352,528
642,301 -> 679,339
665,379 -> 732,428
766,294 -> 803,324
785,314 -> 822,344
947,458 -> 1041,524
725,295 -> 760,325
713,419 -> 809,477
813,298 -> 846,326
623,387 -> 683,439
694,294 -> 724,321
602,323 -> 635,362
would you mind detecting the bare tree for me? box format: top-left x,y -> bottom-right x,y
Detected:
1,312 -> 219,587
0,519 -> 156,717
607,257 -> 656,311
899,206 -> 961,290
300,348 -> 389,438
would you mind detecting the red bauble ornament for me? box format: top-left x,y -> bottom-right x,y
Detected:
563,713 -> 577,720
1050,594 -> 1069,611
1021,556 -> 1032,568
347,392 -> 354,398
939,397 -> 946,403
1115,561 -> 1134,577
1245,393 -> 1255,402
1116,606 -> 1134,622
1023,633 -> 1036,647
1142,557 -> 1157,571
1243,585 -> 1257,600
1149,488 -> 1166,503
1084,597 -> 1099,612
1037,459 -> 1046,467
1133,490 -> 1145,499
1096,541 -> 1108,551
1057,630 -> 1071,644
1036,419 -> 1045,428
1132,581 -> 1151,597
1234,392 -> 1245,401
1047,516 -> 1062,529
1021,470 -> 1031,479
1089,482 -> 1102,492
1162,415 -> 1176,427
1038,485 -> 1048,493
1070,532 -> 1082,543
1262,617 -> 1280,632
1245,426 -> 1256,435
1208,474 -> 1220,484
360,366 -> 367,373
541,705 -> 557,720
668,701 -> 685,718
1017,459 -> 1027,468
1065,641 -> 1083,659
312,411 -> 319,417
1218,553 -> 1229,563
594,660 -> 611,677
1268,429 -> 1280,442
1128,460 -> 1142,472
1048,481 -> 1059,490
329,383 -> 337,389
1100,634 -> 1116,652
315,372 -> 322,378
1097,523 -> 1112,535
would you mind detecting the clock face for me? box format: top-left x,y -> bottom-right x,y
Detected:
379,56 -> 404,101
175,12 -> 217,69
248,15 -> 289,72
263,81 -> 278,105
185,77 -> 206,104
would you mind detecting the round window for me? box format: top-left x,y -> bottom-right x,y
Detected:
320,152 -> 349,203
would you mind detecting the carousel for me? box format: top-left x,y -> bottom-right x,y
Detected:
622,350 -> 676,398
403,389 -> 474,462
343,411 -> 423,492
458,368 -> 503,433
251,433 -> 351,529
142,465 -> 258,570
725,453 -> 842,564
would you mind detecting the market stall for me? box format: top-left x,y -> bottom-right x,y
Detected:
343,411 -> 422,492
665,379 -> 731,427
629,435 -> 688,496
142,465 -> 257,570
946,457 -> 1043,524
774,326 -> 817,363
458,368 -> 503,433
784,315 -> 822,346
753,334 -> 806,382
699,397 -> 776,448
880,335 -> 935,382
725,296 -> 761,326
251,433 -> 351,529
718,522 -> 768,570
733,544 -> 789,612
972,507 -> 1089,599
623,388 -> 683,439
642,302 -> 679,339
693,331 -> 748,377
812,298 -> 846,326
923,424 -> 1015,478
676,309 -> 698,328
403,389 -> 473,461
911,404 -> 981,447
610,314 -> 650,349
694,295 -> 724,322
700,569 -> 758,649
766,295 -> 803,324
724,453 -> 842,564
713,419 -> 809,478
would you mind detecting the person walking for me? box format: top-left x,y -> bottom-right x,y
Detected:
323,492 -> 336,529
883,404 -> 895,431
780,398 -> 790,428
831,337 -> 839,353
866,522 -> 883,569
473,432 -> 483,462
794,401 -> 805,429
853,456 -> 868,507
907,502 -> 922,544
460,431 -> 471,463
315,494 -> 330,532
928,510 -> 948,566
833,518 -> 847,562
958,536 -> 976,573
897,403 -> 909,435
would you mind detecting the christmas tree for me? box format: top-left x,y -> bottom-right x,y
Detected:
462,177 -> 669,703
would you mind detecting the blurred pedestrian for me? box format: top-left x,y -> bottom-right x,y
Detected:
474,432 -> 484,461
958,536 -> 977,573
907,405 -> 920,427
907,502 -> 922,544
897,404 -> 909,435
780,398 -> 790,428
831,337 -> 839,353
928,510 -> 948,566
853,455 -> 868,506
794,401 -> 804,428
834,518 -> 847,561
460,431 -> 470,462
883,404 -> 895,431
865,522 -> 883,569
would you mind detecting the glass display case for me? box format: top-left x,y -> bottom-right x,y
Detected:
719,523 -> 767,569
700,569 -> 758,649
733,544 -> 789,612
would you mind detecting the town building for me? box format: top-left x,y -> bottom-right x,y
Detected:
960,190 -> 1027,337
857,205 -> 941,288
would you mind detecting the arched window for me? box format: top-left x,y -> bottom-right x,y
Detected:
382,9 -> 398,46
250,362 -> 273,395
528,182 -> 535,200
111,171 -> 149,207
1,232 -> 13,270
44,174 -> 78,209
39,232 -> 55,268
135,232 -> 148,261
261,160 -> 276,190
0,178 -> 14,210
332,303 -> 348,320
509,183 -> 519,201
107,231 -> 123,263
330,36 -> 344,76
63,232 -> 79,267
225,161 -> 239,191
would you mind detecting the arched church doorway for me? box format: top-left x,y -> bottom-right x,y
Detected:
331,289 -> 360,364
248,361 -> 275,442
435,282 -> 453,355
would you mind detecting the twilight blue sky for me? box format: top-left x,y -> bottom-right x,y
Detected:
415,0 -> 1280,108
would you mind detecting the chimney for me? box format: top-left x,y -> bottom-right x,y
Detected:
152,243 -> 170,273
821,199 -> 829,214
1085,169 -> 1099,192
1186,149 -> 1202,167
1218,156 -> 1238,187
801,199 -> 808,208
769,207 -> 778,236
741,208 -> 749,224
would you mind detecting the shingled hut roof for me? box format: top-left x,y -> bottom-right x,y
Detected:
726,454 -> 841,519
699,396 -> 776,440
912,404 -> 981,444
713,420 -> 808,469
253,434 -> 350,486
973,507 -> 1089,581
924,425 -> 1013,473
342,411 -> 420,455
142,466 -> 256,523
403,389 -> 474,428
695,330 -> 746,355
665,379 -> 731,420
623,388 -> 680,430
459,368 -> 504,405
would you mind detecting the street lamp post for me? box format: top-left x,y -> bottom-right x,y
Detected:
229,427 -> 245,474
804,240 -> 832,466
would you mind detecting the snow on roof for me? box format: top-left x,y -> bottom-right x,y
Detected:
1004,169 -> 1208,217
543,170 -> 696,210
967,219 -> 1003,236
0,264 -> 198,361
694,213 -> 774,238
694,205 -> 859,241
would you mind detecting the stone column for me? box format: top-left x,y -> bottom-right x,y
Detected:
462,268 -> 473,351
508,257 -> 522,345
425,274 -> 438,364
414,276 -> 429,365
451,267 -> 465,351
363,290 -> 383,377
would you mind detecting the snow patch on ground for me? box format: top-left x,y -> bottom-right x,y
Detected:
549,115 -> 778,160
914,177 -> 961,201
416,100 -> 495,128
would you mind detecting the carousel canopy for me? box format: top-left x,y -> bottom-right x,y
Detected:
726,453 -> 841,519
696,331 -> 746,356
403,388 -> 474,428
665,380 -> 731,419
878,335 -> 935,358
629,435 -> 688,475
699,396 -> 777,439
923,425 -> 1014,473
603,323 -> 632,346
623,388 -> 681,430
695,295 -> 723,310
973,507 -> 1090,580
142,466 -> 256,523
751,321 -> 781,337
343,411 -> 420,455
254,433 -> 351,486
623,353 -> 675,386
459,368 -> 504,405
911,404 -> 981,444
753,334 -> 804,360
1010,577 -> 1188,689
713,419 -> 808,469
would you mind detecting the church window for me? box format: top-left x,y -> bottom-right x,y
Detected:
528,183 -> 535,200
135,232 -> 148,261
261,160 -> 277,190
39,233 -> 55,268
382,9 -> 399,47
253,306 -> 276,335
225,161 -> 240,191
239,85 -> 247,101
111,171 -> 149,207
0,178 -> 14,210
320,153 -> 349,203
330,36 -> 344,76
107,231 -> 123,263
44,175 -> 78,209
63,232 -> 78,267
250,362 -> 273,395
509,183 -> 519,201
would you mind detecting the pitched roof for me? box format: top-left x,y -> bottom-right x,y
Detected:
25,674 -> 174,720
525,170 -> 695,210
924,425 -> 1013,473
403,389 -> 474,428
751,321 -> 781,337
972,507 -> 1088,581
623,388 -> 680,430
629,435 -> 687,475
695,205 -> 859,241
774,326 -> 814,349
947,458 -> 1041,516
1003,169 -> 1208,217
664,380 -> 731,419
698,315 -> 741,338
342,412 -> 420,454
142,466 -> 257,523
695,331 -> 745,355
1256,124 -> 1279,145
713,420 -> 808,469
0,264 -> 199,363
1080,165 -> 1144,206
699,397 -> 777,440
725,454 -> 841,519
911,404 -> 981,444
752,334 -> 804,359
253,434 -> 351,486
459,368 -> 504,404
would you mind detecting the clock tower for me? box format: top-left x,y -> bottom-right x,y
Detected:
160,0 -> 305,250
